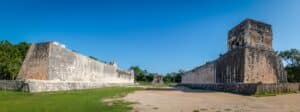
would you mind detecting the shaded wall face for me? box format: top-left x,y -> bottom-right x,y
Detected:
181,62 -> 216,84
216,48 -> 245,83
244,48 -> 287,83
17,43 -> 50,80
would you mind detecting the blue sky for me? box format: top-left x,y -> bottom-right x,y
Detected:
0,0 -> 299,74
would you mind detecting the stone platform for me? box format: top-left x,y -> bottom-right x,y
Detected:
177,83 -> 300,95
0,80 -> 134,93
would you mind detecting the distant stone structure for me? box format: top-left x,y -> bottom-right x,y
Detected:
0,42 -> 134,92
179,19 -> 297,94
152,75 -> 164,84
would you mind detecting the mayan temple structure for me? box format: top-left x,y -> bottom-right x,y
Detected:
0,42 -> 134,92
180,19 -> 294,94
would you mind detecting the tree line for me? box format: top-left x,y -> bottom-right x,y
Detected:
0,40 -> 30,80
279,49 -> 300,82
130,66 -> 182,83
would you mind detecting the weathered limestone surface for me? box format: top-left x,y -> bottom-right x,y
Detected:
47,42 -> 133,83
182,62 -> 216,84
228,19 -> 273,51
0,80 -> 28,91
215,47 -> 287,84
14,42 -> 134,92
18,43 -> 49,80
244,48 -> 287,83
216,48 -> 245,83
177,83 -> 300,95
181,19 -> 287,85
25,80 -> 132,92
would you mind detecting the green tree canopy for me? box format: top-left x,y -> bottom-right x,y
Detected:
130,66 -> 144,82
163,70 -> 183,83
130,66 -> 183,83
0,40 -> 30,80
279,49 -> 300,82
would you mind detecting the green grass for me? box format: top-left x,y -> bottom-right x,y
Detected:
0,87 -> 140,112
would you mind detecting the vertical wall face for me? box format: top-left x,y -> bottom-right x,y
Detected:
17,43 -> 50,80
18,42 -> 134,85
228,19 -> 272,51
181,62 -> 216,84
216,48 -> 245,83
244,48 -> 287,83
48,43 -> 134,83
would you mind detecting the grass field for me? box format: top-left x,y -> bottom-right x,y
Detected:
0,87 -> 139,112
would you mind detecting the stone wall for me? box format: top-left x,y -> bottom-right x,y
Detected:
228,19 -> 273,51
181,62 -> 216,84
181,19 -> 287,85
14,42 -> 134,92
18,43 -> 50,80
0,80 -> 28,91
178,83 -> 300,95
182,47 -> 286,84
215,48 -> 245,83
25,80 -> 132,92
244,48 -> 287,83
47,42 -> 134,84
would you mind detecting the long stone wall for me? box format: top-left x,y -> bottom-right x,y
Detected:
177,83 -> 300,95
14,42 -> 134,92
181,47 -> 286,84
0,80 -> 28,91
181,62 -> 216,84
47,42 -> 133,84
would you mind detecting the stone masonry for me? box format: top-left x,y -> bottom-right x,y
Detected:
8,41 -> 134,92
181,19 -> 287,84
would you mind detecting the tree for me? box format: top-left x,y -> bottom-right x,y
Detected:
15,42 -> 30,60
163,70 -> 183,83
130,66 -> 146,82
175,70 -> 184,83
145,73 -> 154,82
279,49 -> 300,82
130,66 -> 183,83
129,66 -> 156,82
163,74 -> 173,83
0,40 -> 30,80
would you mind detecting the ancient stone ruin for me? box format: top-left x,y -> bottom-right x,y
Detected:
152,75 -> 164,84
0,42 -> 134,92
180,19 -> 300,94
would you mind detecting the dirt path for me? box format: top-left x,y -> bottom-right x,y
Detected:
123,88 -> 300,112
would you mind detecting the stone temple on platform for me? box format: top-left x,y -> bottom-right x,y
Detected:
182,19 -> 287,84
